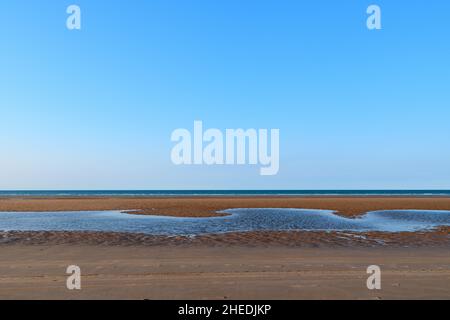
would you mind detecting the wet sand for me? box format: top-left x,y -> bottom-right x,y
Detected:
2,196 -> 450,217
0,245 -> 449,299
1,227 -> 449,247
1,196 -> 449,247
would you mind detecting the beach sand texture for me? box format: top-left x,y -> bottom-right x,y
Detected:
0,246 -> 449,300
0,196 -> 449,299
2,196 -> 450,217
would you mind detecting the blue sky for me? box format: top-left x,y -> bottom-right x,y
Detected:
1,0 -> 449,189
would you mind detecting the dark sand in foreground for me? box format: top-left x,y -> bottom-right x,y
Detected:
1,245 -> 449,299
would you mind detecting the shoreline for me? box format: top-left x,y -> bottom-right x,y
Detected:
2,196 -> 450,217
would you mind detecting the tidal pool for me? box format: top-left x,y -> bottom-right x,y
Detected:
0,209 -> 450,236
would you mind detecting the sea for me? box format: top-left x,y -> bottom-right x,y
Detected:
0,190 -> 449,197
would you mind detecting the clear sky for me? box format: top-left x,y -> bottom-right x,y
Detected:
1,0 -> 449,190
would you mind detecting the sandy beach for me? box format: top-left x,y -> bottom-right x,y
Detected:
0,196 -> 449,299
2,196 -> 450,217
0,245 -> 449,300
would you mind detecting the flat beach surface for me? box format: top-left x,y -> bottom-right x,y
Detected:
0,196 -> 449,299
2,196 -> 450,217
0,245 -> 449,300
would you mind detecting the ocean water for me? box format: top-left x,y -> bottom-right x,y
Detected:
1,190 -> 450,197
0,209 -> 450,235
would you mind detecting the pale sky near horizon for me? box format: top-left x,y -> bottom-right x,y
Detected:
1,1 -> 449,190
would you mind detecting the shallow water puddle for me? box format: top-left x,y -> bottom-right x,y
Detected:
0,209 -> 450,235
